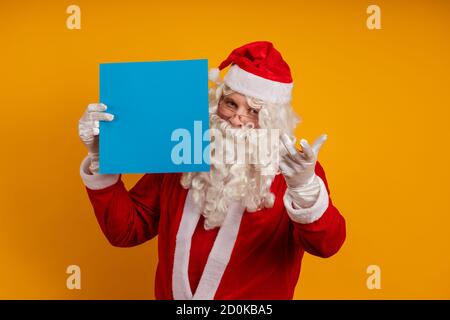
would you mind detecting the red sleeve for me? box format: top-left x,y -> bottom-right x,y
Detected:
292,162 -> 347,258
85,173 -> 163,247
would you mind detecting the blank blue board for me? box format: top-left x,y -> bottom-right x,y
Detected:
99,59 -> 210,174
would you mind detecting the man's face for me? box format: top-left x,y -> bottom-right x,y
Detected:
217,92 -> 260,128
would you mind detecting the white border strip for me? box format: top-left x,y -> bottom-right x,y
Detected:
172,189 -> 245,300
193,201 -> 245,300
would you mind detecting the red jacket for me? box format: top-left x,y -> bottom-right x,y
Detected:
83,161 -> 346,299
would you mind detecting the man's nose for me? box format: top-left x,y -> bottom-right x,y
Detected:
228,114 -> 244,128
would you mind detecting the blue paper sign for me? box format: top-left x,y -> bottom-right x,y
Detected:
99,59 -> 210,174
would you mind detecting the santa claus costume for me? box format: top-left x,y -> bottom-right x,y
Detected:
80,41 -> 346,300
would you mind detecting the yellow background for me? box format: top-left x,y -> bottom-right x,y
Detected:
1,0 -> 449,299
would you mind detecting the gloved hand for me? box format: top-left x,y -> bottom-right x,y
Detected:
78,103 -> 114,174
279,133 -> 327,208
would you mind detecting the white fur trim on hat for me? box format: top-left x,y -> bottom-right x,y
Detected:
223,65 -> 293,104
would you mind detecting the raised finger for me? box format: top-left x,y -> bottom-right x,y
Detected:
300,139 -> 315,160
281,134 -> 308,164
280,134 -> 298,157
89,112 -> 115,122
88,103 -> 107,112
311,134 -> 328,156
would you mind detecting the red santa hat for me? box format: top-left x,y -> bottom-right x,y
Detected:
209,41 -> 294,104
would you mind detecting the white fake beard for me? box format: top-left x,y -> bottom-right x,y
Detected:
180,114 -> 277,230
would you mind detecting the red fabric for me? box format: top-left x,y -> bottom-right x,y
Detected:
218,41 -> 293,83
84,161 -> 346,299
189,215 -> 219,294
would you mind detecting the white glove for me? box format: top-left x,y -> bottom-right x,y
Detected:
78,103 -> 114,174
279,133 -> 327,208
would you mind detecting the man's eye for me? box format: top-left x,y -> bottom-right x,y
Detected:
249,108 -> 259,114
227,101 -> 237,108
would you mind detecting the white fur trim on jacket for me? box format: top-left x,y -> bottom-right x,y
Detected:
224,64 -> 293,104
172,188 -> 245,300
79,155 -> 120,190
283,176 -> 329,224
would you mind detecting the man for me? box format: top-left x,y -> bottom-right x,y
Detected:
78,41 -> 346,299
